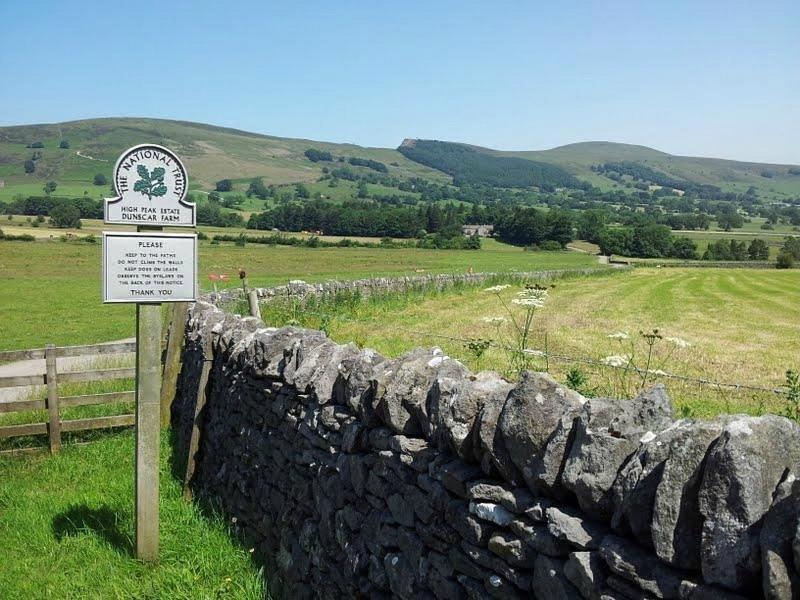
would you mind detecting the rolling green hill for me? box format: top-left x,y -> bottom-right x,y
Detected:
0,118 -> 449,201
500,141 -> 800,199
398,138 -> 800,199
1,118 -> 799,203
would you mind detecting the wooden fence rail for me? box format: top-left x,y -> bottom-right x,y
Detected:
0,341 -> 137,453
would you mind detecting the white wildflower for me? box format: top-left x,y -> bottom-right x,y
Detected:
483,284 -> 511,292
666,337 -> 691,348
512,297 -> 545,307
601,355 -> 630,368
607,331 -> 629,340
516,289 -> 548,299
482,316 -> 507,326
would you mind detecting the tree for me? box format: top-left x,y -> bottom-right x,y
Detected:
347,157 -> 388,173
426,204 -> 444,233
730,240 -> 748,261
747,239 -> 769,260
716,211 -> 744,231
93,173 -> 107,186
59,140 -> 70,149
776,251 -> 795,269
49,202 -> 81,228
703,239 -> 732,261
576,209 -> 606,243
24,160 -> 35,174
222,195 -> 245,209
215,179 -> 233,192
246,178 -> 269,200
295,183 -> 310,199
598,227 -> 633,256
546,210 -> 574,247
304,148 -> 333,162
356,181 -> 368,198
43,181 -> 57,196
670,237 -> 697,259
28,141 -> 44,148
495,207 -> 550,246
630,224 -> 673,258
782,236 -> 800,261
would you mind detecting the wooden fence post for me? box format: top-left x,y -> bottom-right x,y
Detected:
247,290 -> 261,319
160,302 -> 189,428
45,344 -> 61,453
135,303 -> 162,561
183,332 -> 213,500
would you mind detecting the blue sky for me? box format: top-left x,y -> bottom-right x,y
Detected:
1,1 -> 798,163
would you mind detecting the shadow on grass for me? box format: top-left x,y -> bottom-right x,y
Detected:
52,504 -> 133,555
167,427 -> 280,598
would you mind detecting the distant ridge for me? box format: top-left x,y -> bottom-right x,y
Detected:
0,117 -> 798,199
399,137 -> 800,199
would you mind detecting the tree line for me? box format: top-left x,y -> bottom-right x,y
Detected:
246,199 -> 468,239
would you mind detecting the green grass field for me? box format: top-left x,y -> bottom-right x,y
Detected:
0,238 -> 597,350
676,230 -> 792,259
256,267 -> 800,418
0,431 -> 266,599
1,234 -> 797,599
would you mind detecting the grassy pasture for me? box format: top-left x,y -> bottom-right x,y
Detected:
676,230 -> 792,259
0,238 -> 597,350
256,267 -> 800,418
0,432 -> 266,599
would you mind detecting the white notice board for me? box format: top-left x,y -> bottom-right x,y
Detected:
103,231 -> 197,303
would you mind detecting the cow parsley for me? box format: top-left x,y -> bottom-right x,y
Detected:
601,355 -> 630,368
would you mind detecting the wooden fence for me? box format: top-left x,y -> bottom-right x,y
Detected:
0,341 -> 136,453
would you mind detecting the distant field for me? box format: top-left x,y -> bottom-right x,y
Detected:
0,182 -> 108,202
259,268 -> 800,417
0,215 -> 396,241
677,230 -> 794,259
0,238 -> 597,350
733,216 -> 799,235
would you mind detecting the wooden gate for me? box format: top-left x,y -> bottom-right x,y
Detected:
0,341 -> 136,453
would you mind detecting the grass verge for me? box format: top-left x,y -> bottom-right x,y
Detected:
0,431 -> 267,599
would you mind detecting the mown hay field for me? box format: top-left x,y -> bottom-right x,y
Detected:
260,267 -> 800,418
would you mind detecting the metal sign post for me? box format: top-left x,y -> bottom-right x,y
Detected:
102,144 -> 196,561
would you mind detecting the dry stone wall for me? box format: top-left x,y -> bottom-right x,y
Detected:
208,269 -> 603,305
173,301 -> 800,599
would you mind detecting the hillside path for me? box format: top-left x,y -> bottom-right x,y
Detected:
75,150 -> 108,162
